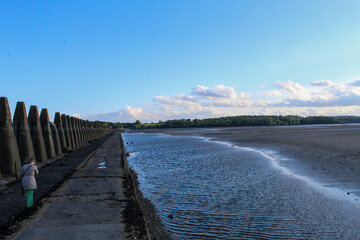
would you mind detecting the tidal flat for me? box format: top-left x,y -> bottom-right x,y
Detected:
124,124 -> 360,239
148,124 -> 360,193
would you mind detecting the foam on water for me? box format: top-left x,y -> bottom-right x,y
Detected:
205,137 -> 360,204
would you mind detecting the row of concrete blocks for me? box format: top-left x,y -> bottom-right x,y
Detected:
0,97 -> 113,179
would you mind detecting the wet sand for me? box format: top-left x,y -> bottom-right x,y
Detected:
142,124 -> 360,192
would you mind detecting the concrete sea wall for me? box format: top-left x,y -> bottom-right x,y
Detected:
0,96 -> 113,179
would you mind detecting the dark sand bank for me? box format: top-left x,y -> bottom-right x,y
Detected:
141,124 -> 360,192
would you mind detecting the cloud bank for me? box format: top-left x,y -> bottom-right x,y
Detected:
87,79 -> 360,122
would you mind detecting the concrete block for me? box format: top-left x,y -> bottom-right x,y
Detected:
13,101 -> 36,164
40,108 -> 55,158
61,114 -> 72,150
81,120 -> 87,143
28,105 -> 47,162
66,115 -> 76,149
74,118 -> 81,146
0,97 -> 21,177
70,117 -> 79,148
50,122 -> 62,156
54,112 -> 67,151
83,120 -> 89,143
77,118 -> 84,146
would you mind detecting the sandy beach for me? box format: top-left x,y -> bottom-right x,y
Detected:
142,124 -> 360,193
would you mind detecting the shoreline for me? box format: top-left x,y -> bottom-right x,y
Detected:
121,133 -> 172,240
206,137 -> 360,203
137,124 -> 360,199
127,167 -> 172,239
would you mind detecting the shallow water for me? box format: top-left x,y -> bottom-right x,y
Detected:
123,132 -> 360,239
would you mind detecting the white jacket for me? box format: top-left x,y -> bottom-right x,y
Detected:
21,164 -> 39,190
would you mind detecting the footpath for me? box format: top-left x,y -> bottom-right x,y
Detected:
0,134 -> 111,235
4,131 -> 162,240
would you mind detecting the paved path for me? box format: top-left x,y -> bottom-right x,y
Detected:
13,132 -> 128,239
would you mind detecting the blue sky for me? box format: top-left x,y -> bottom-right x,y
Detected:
1,0 -> 360,122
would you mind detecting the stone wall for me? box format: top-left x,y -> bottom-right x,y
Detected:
0,97 -> 114,179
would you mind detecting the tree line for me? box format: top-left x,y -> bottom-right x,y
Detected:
95,115 -> 360,130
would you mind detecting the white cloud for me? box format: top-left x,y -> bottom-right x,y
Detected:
258,106 -> 360,116
192,85 -> 238,99
70,113 -> 82,118
263,89 -> 284,97
154,94 -> 198,106
349,80 -> 360,86
254,100 -> 270,107
211,98 -> 252,107
124,105 -> 144,119
87,105 -> 151,122
269,79 -> 360,107
274,80 -> 314,101
85,80 -> 360,122
87,111 -> 122,122
311,80 -> 335,87
154,85 -> 253,109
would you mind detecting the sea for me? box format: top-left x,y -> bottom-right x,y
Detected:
122,132 -> 360,240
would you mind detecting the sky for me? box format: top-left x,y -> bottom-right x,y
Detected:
1,0 -> 360,123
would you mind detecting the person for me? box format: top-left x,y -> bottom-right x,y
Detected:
21,157 -> 39,207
